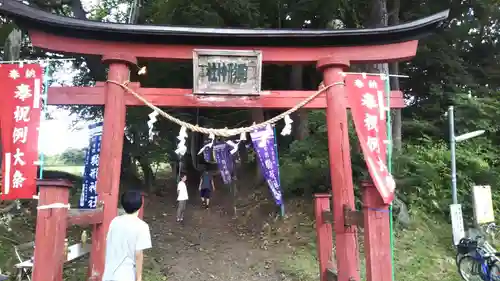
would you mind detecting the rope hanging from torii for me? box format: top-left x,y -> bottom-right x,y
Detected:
106,79 -> 345,155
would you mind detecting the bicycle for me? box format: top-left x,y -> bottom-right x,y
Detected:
457,237 -> 479,266
0,268 -> 8,281
457,223 -> 499,266
458,242 -> 500,281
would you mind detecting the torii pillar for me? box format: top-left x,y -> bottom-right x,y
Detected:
88,55 -> 136,280
318,57 -> 360,281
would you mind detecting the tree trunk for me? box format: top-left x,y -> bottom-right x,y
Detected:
291,66 -> 308,140
136,156 -> 155,192
3,29 -> 22,62
190,131 -> 203,172
127,0 -> 142,24
0,29 -> 22,180
389,0 -> 402,151
69,0 -> 87,19
369,0 -> 388,28
66,0 -> 107,80
368,0 -> 391,153
121,139 -> 146,191
239,142 -> 249,164
367,0 -> 410,227
368,0 -> 389,73
231,162 -> 239,218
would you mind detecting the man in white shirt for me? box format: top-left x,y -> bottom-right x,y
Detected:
103,191 -> 152,281
177,173 -> 188,222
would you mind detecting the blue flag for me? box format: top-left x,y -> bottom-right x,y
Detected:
250,125 -> 282,206
213,142 -> 234,184
78,122 -> 103,209
203,139 -> 213,162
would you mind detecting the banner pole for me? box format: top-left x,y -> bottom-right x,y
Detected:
384,73 -> 396,281
273,126 -> 285,217
38,64 -> 51,180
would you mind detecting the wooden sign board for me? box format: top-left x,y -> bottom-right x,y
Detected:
193,49 -> 262,95
472,185 -> 495,225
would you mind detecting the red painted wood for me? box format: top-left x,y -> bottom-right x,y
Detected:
318,58 -> 360,281
314,194 -> 334,281
32,179 -> 72,281
29,30 -> 418,63
67,209 -> 104,226
362,181 -> 392,281
88,58 -> 132,281
46,84 -> 405,109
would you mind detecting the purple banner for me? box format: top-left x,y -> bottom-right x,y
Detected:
213,143 -> 233,184
203,140 -> 212,162
250,125 -> 282,205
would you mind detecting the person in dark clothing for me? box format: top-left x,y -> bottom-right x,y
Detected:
198,170 -> 215,208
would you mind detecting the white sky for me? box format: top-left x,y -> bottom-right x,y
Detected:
39,0 -> 127,156
39,62 -> 91,156
39,109 -> 90,155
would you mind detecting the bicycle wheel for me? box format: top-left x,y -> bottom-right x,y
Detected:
488,260 -> 500,281
457,252 -> 466,267
458,255 -> 483,281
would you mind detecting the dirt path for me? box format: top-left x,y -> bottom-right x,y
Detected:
143,190 -> 286,281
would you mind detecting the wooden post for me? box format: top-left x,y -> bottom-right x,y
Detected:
32,179 -> 72,281
317,57 -> 360,281
88,55 -> 136,281
314,194 -> 334,281
362,181 -> 392,281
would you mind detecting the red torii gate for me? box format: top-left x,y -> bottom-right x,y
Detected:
0,1 -> 449,281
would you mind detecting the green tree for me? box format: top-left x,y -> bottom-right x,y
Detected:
60,148 -> 86,165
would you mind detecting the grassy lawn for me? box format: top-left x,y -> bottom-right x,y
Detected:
0,200 -> 463,281
277,210 -> 461,281
43,164 -> 172,179
0,167 -> 463,281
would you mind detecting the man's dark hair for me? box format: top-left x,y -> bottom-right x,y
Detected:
180,173 -> 187,179
121,190 -> 143,214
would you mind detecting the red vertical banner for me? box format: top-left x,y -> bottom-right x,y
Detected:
346,74 -> 396,204
0,64 -> 42,200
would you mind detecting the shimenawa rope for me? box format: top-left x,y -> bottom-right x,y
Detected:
106,80 -> 344,137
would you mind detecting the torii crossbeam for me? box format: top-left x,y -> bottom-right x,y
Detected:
47,82 -> 406,108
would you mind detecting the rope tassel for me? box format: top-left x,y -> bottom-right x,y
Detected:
197,133 -> 215,155
225,132 -> 247,155
147,111 -> 159,141
258,125 -> 273,148
175,126 -> 188,156
226,140 -> 239,155
239,132 -> 247,141
280,115 -> 293,136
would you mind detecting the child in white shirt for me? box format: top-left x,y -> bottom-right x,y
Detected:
103,191 -> 152,281
176,173 -> 188,222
